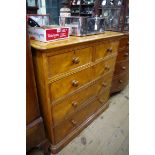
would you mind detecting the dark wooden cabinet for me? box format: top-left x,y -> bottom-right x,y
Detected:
26,32 -> 49,153
110,33 -> 129,93
26,0 -> 38,14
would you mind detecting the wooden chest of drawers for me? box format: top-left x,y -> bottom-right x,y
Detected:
111,34 -> 129,93
30,32 -> 123,153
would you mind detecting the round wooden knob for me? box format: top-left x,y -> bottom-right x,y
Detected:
72,101 -> 78,107
72,57 -> 80,64
121,66 -> 126,70
105,65 -> 110,71
102,82 -> 107,87
71,120 -> 77,126
72,80 -> 79,87
124,53 -> 129,57
119,80 -> 123,83
107,48 -> 113,53
126,42 -> 129,46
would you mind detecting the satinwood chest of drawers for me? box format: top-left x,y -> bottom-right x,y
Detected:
111,33 -> 129,93
30,31 -> 124,153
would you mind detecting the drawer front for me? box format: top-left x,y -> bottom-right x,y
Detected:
54,90 -> 110,143
26,118 -> 46,152
114,60 -> 129,75
94,56 -> 116,78
117,49 -> 129,62
95,40 -> 119,60
119,37 -> 129,50
50,67 -> 93,101
47,47 -> 93,77
111,72 -> 129,91
52,73 -> 113,126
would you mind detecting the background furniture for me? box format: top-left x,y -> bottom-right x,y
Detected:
110,33 -> 129,93
26,31 -> 49,154
30,31 -> 123,153
26,0 -> 38,14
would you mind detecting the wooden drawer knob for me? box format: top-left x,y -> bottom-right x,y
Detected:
72,57 -> 80,64
119,80 -> 124,83
107,48 -> 113,53
105,65 -> 110,71
102,82 -> 107,87
71,120 -> 77,126
126,42 -> 129,46
72,101 -> 78,107
121,66 -> 126,70
72,80 -> 79,87
124,53 -> 129,57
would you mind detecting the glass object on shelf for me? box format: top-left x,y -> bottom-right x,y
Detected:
81,6 -> 93,14
59,16 -> 105,36
102,0 -> 107,6
72,0 -> 77,5
114,0 -> 123,6
82,0 -> 94,5
109,0 -> 114,6
77,0 -> 81,5
102,8 -> 121,31
60,1 -> 71,17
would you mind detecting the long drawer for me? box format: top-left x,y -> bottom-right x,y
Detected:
114,60 -> 129,75
50,67 -> 93,101
47,46 -> 93,78
52,72 -> 113,126
53,88 -> 111,143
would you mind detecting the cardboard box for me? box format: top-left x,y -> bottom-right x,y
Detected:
28,26 -> 70,42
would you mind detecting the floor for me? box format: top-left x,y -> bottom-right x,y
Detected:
28,85 -> 129,155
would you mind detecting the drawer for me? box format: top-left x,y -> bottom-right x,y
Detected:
50,67 -> 93,101
52,73 -> 113,126
117,49 -> 129,61
95,40 -> 119,60
114,60 -> 129,75
119,37 -> 129,50
47,46 -> 93,77
94,56 -> 116,78
54,90 -> 110,143
111,72 -> 129,91
26,118 -> 46,152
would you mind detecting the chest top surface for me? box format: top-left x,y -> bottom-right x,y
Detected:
30,31 -> 124,51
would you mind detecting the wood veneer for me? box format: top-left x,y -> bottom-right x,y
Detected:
30,31 -> 124,153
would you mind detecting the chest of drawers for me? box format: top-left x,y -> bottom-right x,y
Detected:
111,34 -> 129,93
31,31 -> 123,153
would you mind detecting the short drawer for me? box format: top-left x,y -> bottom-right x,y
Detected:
117,49 -> 129,61
114,60 -> 129,75
119,37 -> 129,50
47,46 -> 93,77
52,73 -> 113,126
50,67 -> 93,101
53,90 -> 110,143
94,56 -> 116,78
95,40 -> 119,60
111,72 -> 129,92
